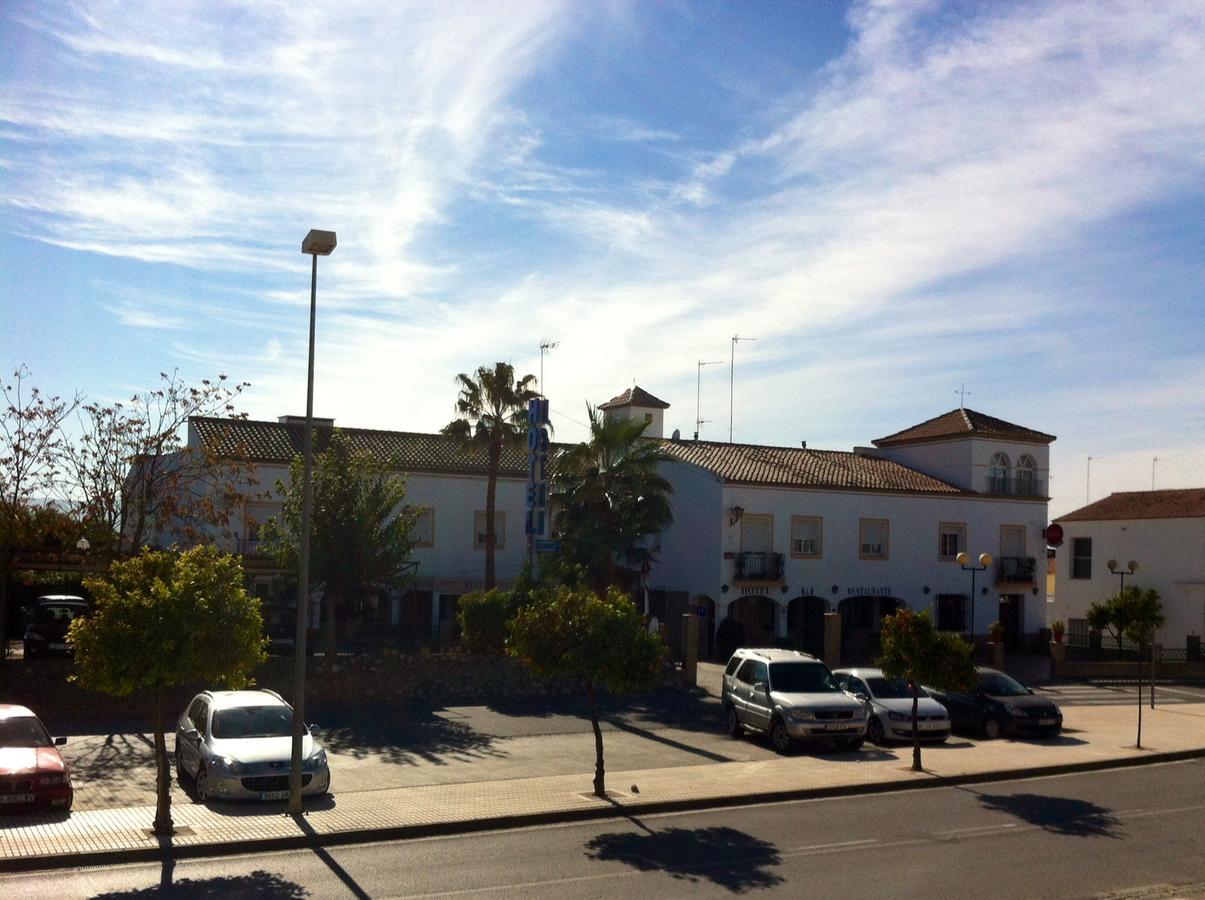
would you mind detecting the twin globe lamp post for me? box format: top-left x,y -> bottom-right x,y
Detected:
289,229 -> 336,815
956,551 -> 993,651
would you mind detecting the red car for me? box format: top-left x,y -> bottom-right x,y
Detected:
0,705 -> 73,812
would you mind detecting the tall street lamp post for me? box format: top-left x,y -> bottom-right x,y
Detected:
289,229 -> 336,815
1107,559 -> 1151,709
956,551 -> 993,654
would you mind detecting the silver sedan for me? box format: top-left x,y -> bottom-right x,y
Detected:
833,668 -> 951,745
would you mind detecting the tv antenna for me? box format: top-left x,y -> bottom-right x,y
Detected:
695,359 -> 723,440
729,335 -> 755,443
955,383 -> 971,408
538,339 -> 558,397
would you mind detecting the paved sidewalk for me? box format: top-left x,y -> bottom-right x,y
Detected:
2,699 -> 1202,872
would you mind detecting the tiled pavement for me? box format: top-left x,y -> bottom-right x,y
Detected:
3,699 -> 1203,871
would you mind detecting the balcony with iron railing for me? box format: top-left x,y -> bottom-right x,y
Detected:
236,537 -> 263,557
986,475 -> 1046,498
996,556 -> 1037,584
732,551 -> 785,583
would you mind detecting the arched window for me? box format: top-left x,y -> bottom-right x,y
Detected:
989,452 -> 1010,494
1016,455 -> 1036,496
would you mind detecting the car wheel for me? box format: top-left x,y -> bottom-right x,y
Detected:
983,717 -> 1004,740
867,717 -> 886,745
726,705 -> 744,737
769,718 -> 795,754
194,764 -> 210,801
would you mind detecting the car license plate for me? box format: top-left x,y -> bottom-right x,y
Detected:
823,722 -> 849,731
49,643 -> 67,650
1039,718 -> 1059,726
260,790 -> 290,800
0,794 -> 35,804
920,721 -> 946,731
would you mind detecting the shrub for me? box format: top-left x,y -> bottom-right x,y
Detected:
457,589 -> 518,656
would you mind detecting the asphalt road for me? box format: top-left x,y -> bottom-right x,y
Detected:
5,758 -> 1204,898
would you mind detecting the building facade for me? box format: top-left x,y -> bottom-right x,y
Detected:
1050,489 -> 1205,651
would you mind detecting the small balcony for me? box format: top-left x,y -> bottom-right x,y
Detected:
733,551 -> 785,583
996,556 -> 1036,584
986,476 -> 1046,498
236,538 -> 263,557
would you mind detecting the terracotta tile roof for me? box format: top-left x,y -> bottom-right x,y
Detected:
190,417 -> 531,478
660,440 -> 966,495
598,385 -> 671,411
1057,489 -> 1205,522
873,408 -> 1055,447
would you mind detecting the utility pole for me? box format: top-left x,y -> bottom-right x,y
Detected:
729,335 -> 755,443
695,359 -> 723,440
538,339 -> 558,398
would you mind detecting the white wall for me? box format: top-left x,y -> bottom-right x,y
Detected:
878,437 -> 1050,495
651,461 -> 724,600
1051,517 -> 1205,647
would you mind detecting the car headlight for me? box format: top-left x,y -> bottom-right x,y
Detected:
887,711 -> 910,722
786,710 -> 814,722
1005,703 -> 1029,717
304,749 -> 327,771
38,774 -> 65,786
213,755 -> 246,774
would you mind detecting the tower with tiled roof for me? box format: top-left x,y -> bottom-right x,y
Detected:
598,385 -> 671,439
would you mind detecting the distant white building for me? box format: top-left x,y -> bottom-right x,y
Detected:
1050,489 -> 1205,651
597,389 -> 1056,663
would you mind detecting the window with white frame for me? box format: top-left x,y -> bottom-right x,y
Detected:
1016,455 -> 1036,496
474,511 -> 505,549
989,452 -> 1011,494
939,522 -> 966,560
411,508 -> 434,548
790,516 -> 822,558
859,518 -> 889,560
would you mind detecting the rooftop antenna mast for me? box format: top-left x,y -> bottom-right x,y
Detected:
1152,456 -> 1159,490
695,359 -> 723,440
1086,455 -> 1094,505
538,339 -> 558,398
956,383 -> 971,409
729,334 -> 755,443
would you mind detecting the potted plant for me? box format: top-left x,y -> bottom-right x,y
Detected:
989,620 -> 1005,644
1051,620 -> 1065,644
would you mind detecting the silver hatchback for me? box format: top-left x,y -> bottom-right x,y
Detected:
722,649 -> 867,753
175,689 -> 330,801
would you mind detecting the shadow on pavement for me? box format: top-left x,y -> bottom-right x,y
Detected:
975,792 -> 1124,838
0,809 -> 72,829
316,706 -> 508,767
1011,735 -> 1089,747
585,824 -> 784,893
90,866 -> 309,898
196,794 -> 337,817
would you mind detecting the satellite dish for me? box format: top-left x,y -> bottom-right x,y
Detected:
671,429 -> 681,441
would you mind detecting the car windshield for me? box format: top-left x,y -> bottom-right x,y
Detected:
979,673 -> 1029,697
769,663 -> 840,693
0,716 -> 53,747
33,604 -> 86,625
211,705 -> 293,739
865,677 -> 914,699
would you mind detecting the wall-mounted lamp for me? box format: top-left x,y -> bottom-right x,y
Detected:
729,506 -> 745,526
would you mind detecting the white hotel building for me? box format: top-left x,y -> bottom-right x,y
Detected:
151,387 -> 1055,663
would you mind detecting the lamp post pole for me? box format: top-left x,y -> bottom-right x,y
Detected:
289,229 -> 336,816
1108,560 -> 1150,709
957,551 -> 993,657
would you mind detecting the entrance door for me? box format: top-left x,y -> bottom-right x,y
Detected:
998,594 -> 1023,651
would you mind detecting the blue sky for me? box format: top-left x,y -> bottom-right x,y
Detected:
1,0 -> 1202,517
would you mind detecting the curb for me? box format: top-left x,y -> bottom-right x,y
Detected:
3,745 -> 1204,875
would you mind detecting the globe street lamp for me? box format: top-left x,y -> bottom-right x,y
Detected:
957,551 -> 993,653
289,228 -> 336,815
1108,559 -> 1152,709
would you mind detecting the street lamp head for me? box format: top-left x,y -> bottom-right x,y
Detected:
1108,559 -> 1118,573
1127,560 -> 1138,573
302,229 -> 337,255
76,537 -> 90,552
978,552 -> 993,568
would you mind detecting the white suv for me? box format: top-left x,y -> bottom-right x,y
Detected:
721,648 -> 867,753
175,689 -> 330,801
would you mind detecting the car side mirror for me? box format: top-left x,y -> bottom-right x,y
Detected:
309,724 -> 320,736
855,693 -> 869,703
54,736 -> 67,746
184,727 -> 201,741
753,680 -> 769,695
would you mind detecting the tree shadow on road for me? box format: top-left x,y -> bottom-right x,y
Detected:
90,867 -> 309,897
974,792 -> 1124,838
315,707 -> 508,767
585,824 -> 784,893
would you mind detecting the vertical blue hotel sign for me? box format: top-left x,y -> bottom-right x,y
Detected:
525,397 -> 550,543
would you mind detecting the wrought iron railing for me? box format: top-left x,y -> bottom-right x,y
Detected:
236,538 -> 262,556
986,476 -> 1046,497
733,551 -> 785,582
996,556 -> 1036,583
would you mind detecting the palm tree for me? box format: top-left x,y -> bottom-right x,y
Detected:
551,404 -> 674,591
442,362 -> 539,589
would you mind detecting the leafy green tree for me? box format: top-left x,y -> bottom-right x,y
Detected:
879,608 -> 975,771
442,362 -> 539,590
1119,586 -> 1164,749
457,564 -> 541,656
1087,594 -> 1133,658
508,585 -> 665,797
70,546 -> 267,835
550,405 -> 673,591
260,431 -> 416,656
